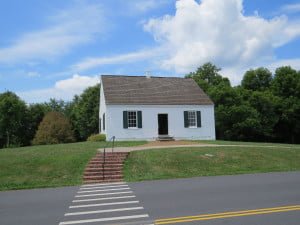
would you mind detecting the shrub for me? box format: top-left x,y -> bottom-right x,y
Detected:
32,111 -> 75,145
87,134 -> 106,142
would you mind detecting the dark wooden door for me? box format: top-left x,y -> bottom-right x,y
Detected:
158,114 -> 168,135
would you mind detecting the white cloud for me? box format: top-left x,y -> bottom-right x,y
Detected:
17,74 -> 99,103
0,2 -> 105,65
143,0 -> 300,81
72,49 -> 159,71
281,3 -> 300,14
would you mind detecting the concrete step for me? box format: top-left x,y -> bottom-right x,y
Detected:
156,135 -> 175,141
89,159 -> 124,163
96,153 -> 129,156
85,167 -> 122,172
84,171 -> 122,176
84,179 -> 123,184
84,174 -> 123,180
86,164 -> 123,168
88,162 -> 123,166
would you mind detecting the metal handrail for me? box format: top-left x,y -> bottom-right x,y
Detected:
102,136 -> 115,180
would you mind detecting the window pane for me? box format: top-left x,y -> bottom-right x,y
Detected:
128,111 -> 137,128
188,111 -> 196,127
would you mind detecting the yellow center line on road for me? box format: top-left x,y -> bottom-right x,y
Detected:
155,205 -> 300,224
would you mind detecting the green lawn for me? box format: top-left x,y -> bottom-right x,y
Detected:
0,141 -> 146,191
124,145 -> 300,182
194,140 -> 300,147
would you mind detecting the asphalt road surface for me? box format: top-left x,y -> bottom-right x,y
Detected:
131,172 -> 300,225
1,172 -> 300,225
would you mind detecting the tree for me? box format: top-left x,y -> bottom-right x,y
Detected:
69,85 -> 100,141
44,98 -> 66,113
0,92 -> 27,148
271,66 -> 300,143
186,62 -> 230,92
247,91 -> 280,141
26,103 -> 50,144
271,66 -> 300,98
241,67 -> 272,91
32,111 -> 75,145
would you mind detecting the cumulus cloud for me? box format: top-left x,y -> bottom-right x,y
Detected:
144,0 -> 300,81
18,74 -> 99,103
0,2 -> 105,65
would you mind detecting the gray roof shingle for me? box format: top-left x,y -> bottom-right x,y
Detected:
101,75 -> 213,105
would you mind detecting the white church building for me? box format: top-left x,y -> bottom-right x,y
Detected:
99,75 -> 215,141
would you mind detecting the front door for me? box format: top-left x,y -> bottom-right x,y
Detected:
158,114 -> 168,135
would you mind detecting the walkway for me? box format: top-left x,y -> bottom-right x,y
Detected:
98,141 -> 297,153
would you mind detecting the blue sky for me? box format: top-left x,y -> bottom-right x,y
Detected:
0,0 -> 300,103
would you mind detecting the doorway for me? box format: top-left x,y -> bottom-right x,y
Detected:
158,114 -> 168,135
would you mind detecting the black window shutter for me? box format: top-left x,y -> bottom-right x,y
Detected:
103,113 -> 105,130
184,111 -> 188,128
137,111 -> 142,128
197,111 -> 202,127
123,111 -> 128,128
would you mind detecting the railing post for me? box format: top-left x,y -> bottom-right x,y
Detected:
112,136 -> 115,153
103,147 -> 106,180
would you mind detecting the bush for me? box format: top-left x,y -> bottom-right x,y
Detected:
32,112 -> 75,145
87,134 -> 106,142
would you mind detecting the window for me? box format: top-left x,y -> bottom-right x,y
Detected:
187,111 -> 197,127
123,111 -> 142,129
128,111 -> 137,128
184,111 -> 201,128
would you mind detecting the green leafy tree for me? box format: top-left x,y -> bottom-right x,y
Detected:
241,68 -> 272,91
70,85 -> 100,140
26,103 -> 50,143
186,62 -> 230,92
271,66 -> 300,98
271,66 -> 300,143
247,91 -> 280,141
44,98 -> 66,113
0,92 -> 27,148
32,111 -> 75,145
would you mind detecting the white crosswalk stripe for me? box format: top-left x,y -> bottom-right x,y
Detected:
79,184 -> 129,190
72,195 -> 136,203
75,191 -> 133,198
59,182 -> 152,225
77,187 -> 130,193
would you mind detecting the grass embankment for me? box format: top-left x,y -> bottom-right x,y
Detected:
0,141 -> 146,191
124,145 -> 300,182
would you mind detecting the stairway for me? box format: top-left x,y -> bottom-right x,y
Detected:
156,135 -> 175,141
83,152 -> 129,184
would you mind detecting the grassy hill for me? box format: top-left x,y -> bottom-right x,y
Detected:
0,141 -> 146,191
124,143 -> 300,182
1,140 -> 299,191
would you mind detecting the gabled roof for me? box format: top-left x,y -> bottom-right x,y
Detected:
101,75 -> 213,105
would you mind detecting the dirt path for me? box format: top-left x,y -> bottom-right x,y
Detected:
98,141 -> 299,153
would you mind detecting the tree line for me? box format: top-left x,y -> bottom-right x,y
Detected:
0,85 -> 100,148
1,63 -> 299,148
186,63 -> 300,144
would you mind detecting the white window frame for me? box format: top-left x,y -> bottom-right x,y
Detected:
187,111 -> 197,128
127,111 -> 138,129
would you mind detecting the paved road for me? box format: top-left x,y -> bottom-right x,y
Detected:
0,186 -> 77,225
131,172 -> 300,225
1,172 -> 300,225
